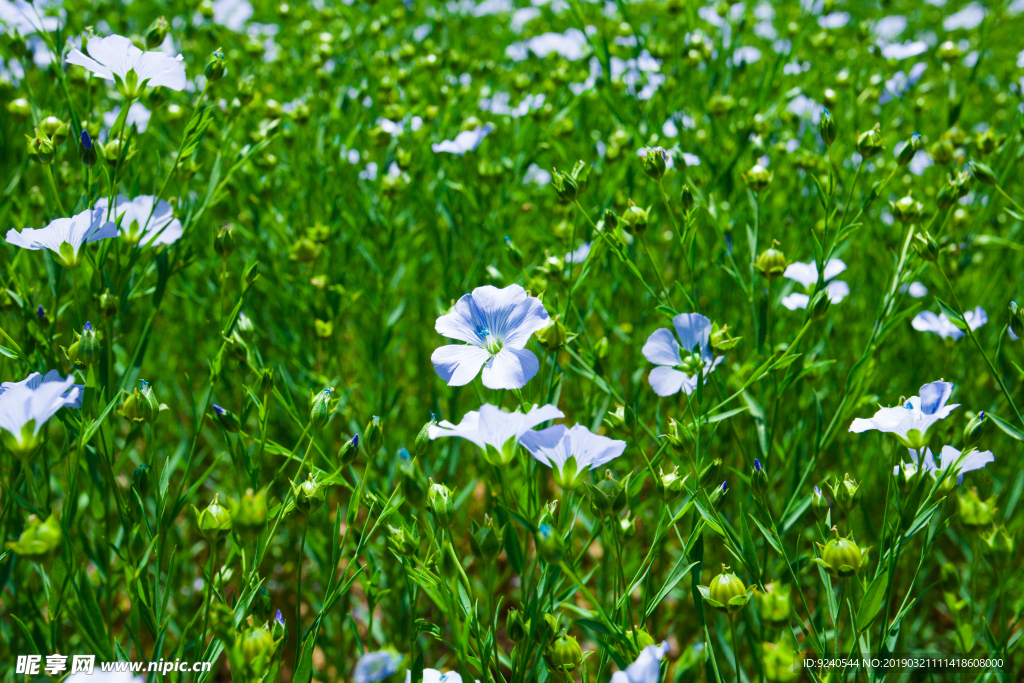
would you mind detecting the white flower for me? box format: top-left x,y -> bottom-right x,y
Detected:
431,284 -> 550,390
849,380 -> 959,450
212,0 -> 253,31
781,259 -> 849,310
0,370 -> 82,456
521,424 -> 626,489
565,242 -> 591,265
642,313 -> 725,397
611,642 -> 670,683
880,40 -> 928,60
944,2 -> 985,30
102,102 -> 152,134
896,444 -> 993,485
899,281 -> 928,297
428,403 -> 564,465
405,669 -> 480,683
6,207 -> 117,266
912,306 -> 987,340
67,35 -> 186,95
354,651 -> 403,683
431,124 -> 495,155
0,0 -> 59,34
95,195 -> 183,246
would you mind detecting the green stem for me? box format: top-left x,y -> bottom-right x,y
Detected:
296,514 -> 309,668
995,184 -> 1024,217
729,614 -> 741,683
199,539 -> 220,651
43,165 -> 66,216
640,236 -> 675,307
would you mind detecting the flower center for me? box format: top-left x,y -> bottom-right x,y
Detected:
677,351 -> 704,375
480,328 -> 503,354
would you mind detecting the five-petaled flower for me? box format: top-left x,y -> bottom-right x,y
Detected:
428,403 -> 564,466
431,284 -> 550,390
96,195 -> 183,246
781,258 -> 849,310
611,642 -> 670,683
642,313 -> 725,396
0,370 -> 83,458
6,207 -> 117,267
912,306 -> 987,340
897,445 -> 994,485
521,423 -> 627,489
849,380 -> 959,450
67,34 -> 187,97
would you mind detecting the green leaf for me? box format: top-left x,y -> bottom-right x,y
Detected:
857,570 -> 888,632
180,105 -> 216,159
935,297 -> 967,330
988,412 -> 1024,441
575,617 -> 613,635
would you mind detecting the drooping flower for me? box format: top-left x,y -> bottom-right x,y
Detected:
849,380 -> 959,450
520,424 -> 627,489
642,313 -> 725,397
428,403 -> 564,465
431,124 -> 495,155
431,284 -> 550,390
912,306 -> 987,340
0,370 -> 82,457
353,650 -> 403,683
896,445 -> 994,485
610,642 -> 670,683
6,207 -> 117,267
67,34 -> 186,96
95,195 -> 182,246
781,259 -> 849,310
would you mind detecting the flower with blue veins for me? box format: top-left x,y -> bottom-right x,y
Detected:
912,306 -> 987,341
6,207 -> 118,267
642,312 -> 725,396
0,370 -> 83,458
849,380 -> 960,450
431,284 -> 551,390
95,194 -> 183,247
611,641 -> 670,683
781,259 -> 849,311
520,423 -> 626,490
428,402 -> 564,466
896,444 -> 994,486
353,650 -> 403,683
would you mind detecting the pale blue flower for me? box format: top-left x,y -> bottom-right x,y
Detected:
354,650 -> 403,683
96,195 -> 182,246
67,34 -> 186,91
0,370 -> 82,453
6,207 -> 117,266
611,641 -> 670,683
898,444 -> 994,485
642,313 -> 724,397
782,259 -> 849,310
431,124 -> 494,155
521,424 -> 626,488
428,403 -> 564,464
564,242 -> 591,265
404,669 -> 479,683
431,284 -> 550,390
912,306 -> 987,340
849,380 -> 959,449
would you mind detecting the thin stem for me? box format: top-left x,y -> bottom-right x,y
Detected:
995,184 -> 1024,217
296,514 -> 309,667
640,236 -> 675,307
199,539 -> 219,651
729,614 -> 741,683
43,165 -> 66,216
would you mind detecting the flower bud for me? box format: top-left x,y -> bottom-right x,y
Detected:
705,565 -> 750,614
642,147 -> 668,180
827,474 -> 862,512
819,109 -> 837,146
309,388 -> 333,430
698,458 -> 723,489
26,131 -> 55,164
957,488 -> 996,530
617,510 -> 637,538
1010,302 -> 1024,338
680,184 -> 695,213
38,116 -> 69,145
912,230 -> 939,263
132,464 -> 151,498
506,608 -> 527,642
364,415 -> 383,455
654,466 -> 686,503
387,522 -> 419,557
213,404 -> 241,433
755,241 -> 789,279
551,168 -> 579,203
980,526 -> 1014,572
710,322 -> 741,352
961,411 -> 987,450
232,489 -> 268,541
238,623 -> 276,679
504,236 -> 524,269
427,479 -> 456,528
811,486 -> 829,521
751,458 -> 769,497
237,74 -> 256,106
755,582 -> 792,625
145,16 -> 170,49
603,404 -> 637,438
79,130 -> 98,168
815,528 -> 867,578
741,163 -> 773,192
102,138 -> 135,168
808,288 -> 832,320
856,123 -> 884,159
968,159 -> 996,185
6,512 -> 62,563
66,321 -> 101,366
620,200 -> 651,236
257,367 -> 275,396
193,494 -> 233,543
214,224 -> 236,258
122,379 -> 161,424
893,461 -> 919,494
896,133 -> 923,166
890,193 -> 923,225
535,523 -> 565,564
547,631 -> 583,673
588,470 -> 627,517
291,472 -> 327,515
603,209 -> 619,232
622,626 -> 656,658
536,316 -> 571,351
470,514 -> 506,563
205,48 -> 227,82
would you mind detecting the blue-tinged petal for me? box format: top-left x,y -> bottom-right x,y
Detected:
781,293 -> 809,310
783,261 -> 818,288
521,424 -> 571,469
642,328 -> 682,367
965,306 -> 987,331
648,366 -> 687,397
481,346 -> 539,390
435,292 -> 488,345
672,313 -> 712,353
919,380 -> 954,416
431,345 -> 491,386
826,280 -> 849,303
822,258 -> 847,281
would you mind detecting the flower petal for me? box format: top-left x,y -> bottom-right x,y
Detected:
783,261 -> 818,287
66,48 -> 114,80
481,347 -> 539,390
136,51 -> 187,90
672,313 -> 712,353
822,258 -> 847,281
648,366 -> 687,397
919,381 -> 954,416
431,345 -> 491,386
781,293 -> 809,310
642,328 -> 682,366
826,280 -> 849,303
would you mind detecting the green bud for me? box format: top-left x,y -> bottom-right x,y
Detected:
536,612 -> 560,644
238,623 -> 276,680
79,130 -> 98,168
698,458 -> 723,489
980,525 -> 1015,572
896,133 -> 923,166
122,379 -> 161,424
819,109 -> 837,146
829,474 -> 862,512
144,16 -> 170,49
6,512 -> 62,563
101,137 -> 135,168
132,464 -> 151,498
232,489 -> 268,541
470,514 -> 506,563
912,230 -> 939,263
551,168 -> 579,203
755,581 -> 793,625
536,315 -> 572,351
961,411 -> 987,450
751,459 -> 769,497
214,224 -> 236,258
547,631 -> 583,673
680,184 -> 695,212
66,321 -> 101,366
620,200 -> 651,236
26,131 -> 55,164
741,163 -> 773,192
588,470 -> 627,517
603,404 -> 637,438
856,123 -> 884,159
710,322 -> 741,352
957,488 -> 996,530
654,465 -> 686,503
213,404 -> 241,433
291,472 -> 328,516
893,461 -> 919,494
968,159 -> 996,185
38,116 -> 69,145
506,608 -> 527,642
427,479 -> 456,528
755,241 -> 789,279
811,486 -> 830,521
271,610 -> 287,642
642,146 -> 668,180
890,193 -> 924,225
808,287 -> 833,320
704,565 -> 750,614
205,48 -> 227,82
603,209 -> 619,231
193,494 -> 233,543
364,415 -> 383,455
617,510 -> 637,538
535,523 -> 565,564
504,236 -> 524,269
815,528 -> 868,578
237,74 -> 257,106
257,367 -> 275,396
387,522 -> 419,557
309,388 -> 333,430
